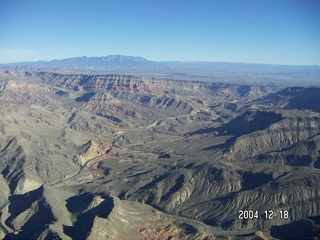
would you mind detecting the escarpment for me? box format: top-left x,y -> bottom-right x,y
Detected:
227,114 -> 320,161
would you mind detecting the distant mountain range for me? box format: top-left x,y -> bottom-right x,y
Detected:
1,55 -> 320,86
48,55 -> 153,66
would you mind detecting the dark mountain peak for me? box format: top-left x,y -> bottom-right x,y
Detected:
51,55 -> 151,63
103,55 -> 149,62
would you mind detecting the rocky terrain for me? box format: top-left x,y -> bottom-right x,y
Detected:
0,69 -> 319,239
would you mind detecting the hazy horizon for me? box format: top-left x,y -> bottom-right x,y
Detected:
2,54 -> 320,67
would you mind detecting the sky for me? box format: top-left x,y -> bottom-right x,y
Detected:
0,0 -> 319,65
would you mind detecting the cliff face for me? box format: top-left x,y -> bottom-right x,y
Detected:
29,71 -> 280,100
227,113 -> 320,161
87,197 -> 216,240
29,72 -> 210,95
123,162 -> 320,234
78,140 -> 105,165
26,71 -> 282,123
265,87 -> 320,112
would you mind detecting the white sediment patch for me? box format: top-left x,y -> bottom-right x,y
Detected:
15,178 -> 42,195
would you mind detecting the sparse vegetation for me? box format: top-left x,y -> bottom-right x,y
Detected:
0,69 -> 319,239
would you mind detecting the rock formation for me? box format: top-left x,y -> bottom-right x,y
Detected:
0,70 -> 319,239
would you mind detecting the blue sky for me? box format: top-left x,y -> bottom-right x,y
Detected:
0,0 -> 319,65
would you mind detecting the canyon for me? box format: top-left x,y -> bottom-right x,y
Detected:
0,68 -> 319,239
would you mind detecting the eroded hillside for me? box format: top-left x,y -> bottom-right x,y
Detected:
0,70 -> 319,239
